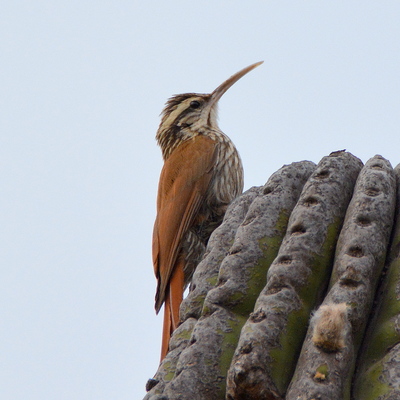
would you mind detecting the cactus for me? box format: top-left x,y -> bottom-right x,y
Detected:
144,151 -> 400,400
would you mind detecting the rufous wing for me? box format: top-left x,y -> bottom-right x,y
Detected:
152,135 -> 218,313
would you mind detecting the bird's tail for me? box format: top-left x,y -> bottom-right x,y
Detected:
160,261 -> 184,362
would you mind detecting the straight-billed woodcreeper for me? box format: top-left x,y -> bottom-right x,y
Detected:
153,62 -> 263,361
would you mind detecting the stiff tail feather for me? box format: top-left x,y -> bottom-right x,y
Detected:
160,261 -> 184,361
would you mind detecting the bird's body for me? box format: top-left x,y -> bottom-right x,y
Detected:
152,62 -> 262,361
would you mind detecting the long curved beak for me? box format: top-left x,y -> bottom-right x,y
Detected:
209,61 -> 263,107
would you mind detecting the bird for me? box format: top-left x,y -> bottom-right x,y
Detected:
152,61 -> 263,361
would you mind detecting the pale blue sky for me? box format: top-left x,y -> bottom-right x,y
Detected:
2,2 -> 400,399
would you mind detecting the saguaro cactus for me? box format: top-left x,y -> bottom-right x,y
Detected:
144,151 -> 400,400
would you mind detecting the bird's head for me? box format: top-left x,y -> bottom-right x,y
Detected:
156,61 -> 263,160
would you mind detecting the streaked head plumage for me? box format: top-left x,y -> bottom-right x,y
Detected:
156,61 -> 263,160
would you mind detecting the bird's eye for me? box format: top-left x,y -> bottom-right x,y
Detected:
190,100 -> 201,109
